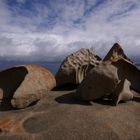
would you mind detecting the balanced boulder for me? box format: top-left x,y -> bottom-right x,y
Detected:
0,64 -> 56,109
76,62 -> 119,100
56,48 -> 101,86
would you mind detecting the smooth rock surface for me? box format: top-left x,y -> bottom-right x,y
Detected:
56,48 -> 101,86
77,62 -> 119,100
0,89 -> 139,140
0,64 -> 56,109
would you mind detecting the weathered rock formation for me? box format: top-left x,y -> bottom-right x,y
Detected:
76,62 -> 119,100
112,59 -> 140,92
56,48 -> 101,86
0,64 -> 56,109
111,79 -> 133,105
77,47 -> 140,104
0,43 -> 139,139
103,43 -> 132,63
55,43 -> 139,105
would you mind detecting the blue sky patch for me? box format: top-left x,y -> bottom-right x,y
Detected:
0,0 -> 140,62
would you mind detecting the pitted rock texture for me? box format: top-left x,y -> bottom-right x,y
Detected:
0,64 -> 56,109
0,90 -> 139,140
23,113 -> 48,133
56,48 -> 101,86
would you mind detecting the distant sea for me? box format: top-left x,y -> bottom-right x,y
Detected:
0,61 -> 61,74
0,61 -> 139,75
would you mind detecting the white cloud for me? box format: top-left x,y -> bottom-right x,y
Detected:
0,0 -> 140,62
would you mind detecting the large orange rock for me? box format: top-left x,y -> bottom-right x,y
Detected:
0,64 -> 56,109
56,48 -> 101,86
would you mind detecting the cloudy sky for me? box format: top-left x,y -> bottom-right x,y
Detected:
0,0 -> 140,62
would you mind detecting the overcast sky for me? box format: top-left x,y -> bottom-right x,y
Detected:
0,0 -> 140,62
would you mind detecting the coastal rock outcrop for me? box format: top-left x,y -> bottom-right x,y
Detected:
56,48 -> 101,86
77,44 -> 140,104
0,64 -> 56,109
77,58 -> 140,103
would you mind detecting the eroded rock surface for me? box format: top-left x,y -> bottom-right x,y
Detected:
112,59 -> 140,92
77,58 -> 140,103
111,79 -> 133,105
0,43 -> 139,139
56,48 -> 101,86
0,90 -> 139,140
0,64 -> 56,109
103,43 -> 132,63
77,43 -> 139,104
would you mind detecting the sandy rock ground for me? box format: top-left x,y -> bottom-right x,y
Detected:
0,89 -> 139,140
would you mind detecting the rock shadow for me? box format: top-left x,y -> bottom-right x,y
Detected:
112,59 -> 140,92
133,97 -> 140,103
0,66 -> 28,111
55,92 -> 92,105
55,92 -> 126,106
53,84 -> 79,91
93,98 -> 115,106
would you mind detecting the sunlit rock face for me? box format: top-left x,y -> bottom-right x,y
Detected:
55,48 -> 101,86
0,64 -> 56,109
